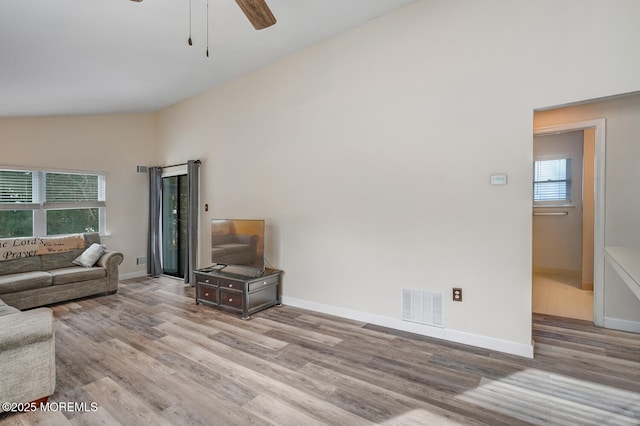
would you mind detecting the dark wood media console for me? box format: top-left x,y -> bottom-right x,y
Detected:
194,268 -> 282,319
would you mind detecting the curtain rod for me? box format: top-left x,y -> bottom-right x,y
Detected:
533,211 -> 568,216
158,160 -> 200,169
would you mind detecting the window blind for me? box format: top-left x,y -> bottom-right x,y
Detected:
533,158 -> 572,203
44,173 -> 105,208
0,170 -> 33,203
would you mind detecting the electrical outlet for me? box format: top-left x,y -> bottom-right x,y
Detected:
452,287 -> 462,302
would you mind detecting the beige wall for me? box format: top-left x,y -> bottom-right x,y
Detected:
0,114 -> 156,276
154,0 -> 640,354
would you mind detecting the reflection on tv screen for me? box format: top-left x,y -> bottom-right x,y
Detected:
211,219 -> 265,272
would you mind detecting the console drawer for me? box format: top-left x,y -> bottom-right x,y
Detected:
219,289 -> 243,310
248,275 -> 279,292
197,283 -> 218,304
195,273 -> 215,286
217,279 -> 243,291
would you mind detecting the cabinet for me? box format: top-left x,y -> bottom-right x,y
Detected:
194,268 -> 281,319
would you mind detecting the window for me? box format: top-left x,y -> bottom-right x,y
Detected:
0,167 -> 105,238
533,158 -> 572,205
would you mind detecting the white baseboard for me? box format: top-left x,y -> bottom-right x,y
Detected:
533,267 -> 581,278
282,296 -> 534,359
603,317 -> 640,334
119,271 -> 148,280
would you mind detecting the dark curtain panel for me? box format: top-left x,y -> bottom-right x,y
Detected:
147,167 -> 162,277
184,160 -> 200,285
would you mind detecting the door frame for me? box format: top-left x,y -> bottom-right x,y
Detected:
534,118 -> 606,326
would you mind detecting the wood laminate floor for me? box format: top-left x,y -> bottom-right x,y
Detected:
2,276 -> 640,425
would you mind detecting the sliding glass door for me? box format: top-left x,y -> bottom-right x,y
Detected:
161,175 -> 188,278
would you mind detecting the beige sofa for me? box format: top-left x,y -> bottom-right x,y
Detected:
0,302 -> 55,412
0,232 -> 122,411
0,233 -> 123,310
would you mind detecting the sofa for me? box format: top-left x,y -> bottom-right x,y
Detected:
211,219 -> 259,266
0,232 -> 123,310
0,232 -> 122,411
0,302 -> 55,412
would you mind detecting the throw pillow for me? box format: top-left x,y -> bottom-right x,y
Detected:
73,243 -> 106,268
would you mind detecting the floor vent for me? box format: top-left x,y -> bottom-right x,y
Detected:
402,288 -> 444,327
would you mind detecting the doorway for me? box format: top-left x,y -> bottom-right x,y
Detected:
532,119 -> 606,326
532,130 -> 593,320
162,174 -> 188,278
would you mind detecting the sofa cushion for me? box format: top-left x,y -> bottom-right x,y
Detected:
0,255 -> 42,276
49,267 -> 106,285
0,271 -> 52,294
40,232 -> 103,271
40,249 -> 86,271
73,243 -> 106,267
0,298 -> 20,316
0,302 -> 19,317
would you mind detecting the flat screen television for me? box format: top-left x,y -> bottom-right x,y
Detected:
208,219 -> 265,277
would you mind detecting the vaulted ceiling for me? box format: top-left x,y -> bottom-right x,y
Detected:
0,0 -> 417,117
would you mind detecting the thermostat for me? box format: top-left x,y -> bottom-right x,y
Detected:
490,174 -> 508,185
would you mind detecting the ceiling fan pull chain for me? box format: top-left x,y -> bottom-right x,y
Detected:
131,0 -> 275,57
187,0 -> 193,46
206,0 -> 210,58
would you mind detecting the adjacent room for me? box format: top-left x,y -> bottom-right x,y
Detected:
1,0 -> 640,424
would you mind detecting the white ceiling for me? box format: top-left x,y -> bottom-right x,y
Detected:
0,0 -> 417,118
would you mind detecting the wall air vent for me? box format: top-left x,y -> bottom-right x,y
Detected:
402,288 -> 444,327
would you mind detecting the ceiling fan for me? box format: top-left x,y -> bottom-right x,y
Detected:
130,0 -> 276,31
234,0 -> 277,30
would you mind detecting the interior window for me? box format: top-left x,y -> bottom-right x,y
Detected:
533,158 -> 572,205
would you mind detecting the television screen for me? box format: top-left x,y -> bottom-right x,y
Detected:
210,219 -> 265,277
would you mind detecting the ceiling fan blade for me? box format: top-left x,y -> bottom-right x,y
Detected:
235,0 -> 277,30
